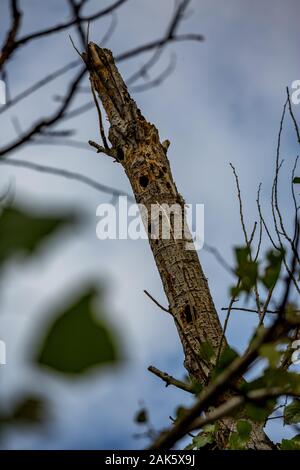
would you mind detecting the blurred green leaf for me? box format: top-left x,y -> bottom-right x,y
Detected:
261,249 -> 284,289
186,424 -> 215,450
228,432 -> 245,450
35,288 -> 119,375
281,434 -> 300,450
293,177 -> 300,184
228,420 -> 252,449
11,396 -> 46,424
242,368 -> 300,395
284,400 -> 300,425
213,345 -> 239,377
236,420 -> 252,440
198,341 -> 215,364
259,343 -> 282,368
231,246 -> 258,296
175,406 -> 188,421
245,402 -> 274,423
0,206 -> 72,263
134,408 -> 148,424
190,377 -> 203,395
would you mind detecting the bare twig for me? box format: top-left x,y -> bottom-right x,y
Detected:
0,0 -> 22,70
143,290 -> 170,314
0,158 -> 133,200
148,366 -> 193,393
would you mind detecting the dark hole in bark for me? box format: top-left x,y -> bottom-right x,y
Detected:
184,305 -> 193,323
117,148 -> 124,160
139,175 -> 149,188
162,166 -> 167,172
166,182 -> 171,189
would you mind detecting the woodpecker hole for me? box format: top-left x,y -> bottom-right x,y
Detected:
139,175 -> 149,188
184,305 -> 193,324
117,148 -> 124,161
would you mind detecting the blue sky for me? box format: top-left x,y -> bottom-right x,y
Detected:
0,0 -> 300,449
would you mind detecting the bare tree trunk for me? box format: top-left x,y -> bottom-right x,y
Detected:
83,43 -> 274,449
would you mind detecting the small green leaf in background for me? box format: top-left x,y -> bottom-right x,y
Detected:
261,249 -> 284,289
134,408 -> 148,424
189,377 -> 203,395
281,434 -> 300,450
0,395 -> 46,427
231,246 -> 258,296
213,345 -> 239,378
236,420 -> 252,440
228,420 -> 252,450
11,396 -> 46,424
186,424 -> 215,450
35,288 -> 119,375
0,206 -> 73,263
293,177 -> 300,184
175,406 -> 188,421
245,402 -> 274,423
198,341 -> 215,364
284,399 -> 300,425
259,343 -> 282,368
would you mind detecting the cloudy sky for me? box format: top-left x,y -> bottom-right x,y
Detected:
0,0 -> 299,449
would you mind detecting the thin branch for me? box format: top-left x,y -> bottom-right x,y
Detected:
14,0 -> 129,49
204,243 -> 234,275
221,306 -> 288,315
148,366 -> 193,393
287,87 -> 300,144
230,162 -> 249,246
217,278 -> 240,360
0,67 -> 87,157
115,33 -> 204,64
0,60 -> 81,115
130,55 -> 176,93
257,183 -> 278,250
90,79 -> 109,149
0,157 -> 134,200
143,289 -> 170,314
68,0 -> 86,48
0,0 -> 22,70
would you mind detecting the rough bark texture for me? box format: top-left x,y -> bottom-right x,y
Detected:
84,43 -> 273,449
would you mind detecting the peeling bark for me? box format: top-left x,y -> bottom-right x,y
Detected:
83,43 -> 274,450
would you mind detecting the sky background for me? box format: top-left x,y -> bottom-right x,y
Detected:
0,0 -> 300,449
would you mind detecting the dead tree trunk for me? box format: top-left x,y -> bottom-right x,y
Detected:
83,43 -> 274,449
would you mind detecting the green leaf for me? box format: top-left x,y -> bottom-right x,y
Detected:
242,368 -> 300,395
228,432 -> 246,450
245,402 -> 274,423
35,288 -> 119,375
236,420 -> 252,440
175,406 -> 188,421
228,420 -> 252,449
231,246 -> 258,296
281,434 -> 300,450
284,400 -> 300,425
190,378 -> 203,395
135,408 -> 148,424
261,249 -> 284,289
213,345 -> 239,377
189,424 -> 215,449
0,206 -> 72,263
259,343 -> 282,368
11,396 -> 46,424
198,341 -> 215,363
293,177 -> 300,184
